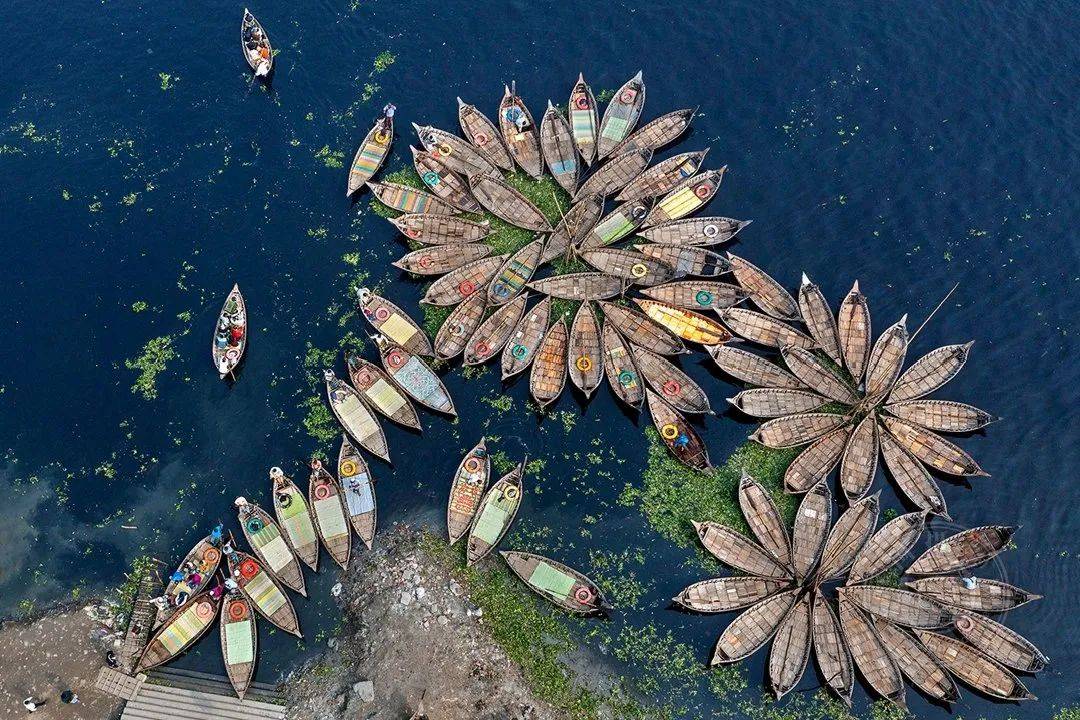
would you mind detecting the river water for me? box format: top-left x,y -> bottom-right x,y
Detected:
1,1 -> 1076,717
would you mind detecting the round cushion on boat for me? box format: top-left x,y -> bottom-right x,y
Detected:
573,585 -> 595,604
374,130 -> 390,145
575,356 -> 593,372
464,457 -> 483,473
449,322 -> 466,336
458,281 -> 476,296
504,107 -> 523,122
422,171 -> 440,186
386,350 -> 406,368
619,89 -> 636,104
405,227 -> 420,238
228,600 -> 248,621
374,306 -> 391,321
630,263 -> 648,278
355,370 -> 372,387
339,459 -> 358,477
695,291 -> 713,306
511,344 -> 528,359
660,423 -> 680,440
473,341 -> 490,357
226,348 -> 240,361
662,380 -> 681,396
418,255 -> 433,268
474,132 -> 489,146
955,615 -> 973,631
277,492 -> 292,508
703,223 -> 719,238
694,183 -> 712,199
503,486 -> 520,500
239,559 -> 259,579
631,205 -> 648,219
438,143 -> 452,156
313,482 -> 332,500
575,96 -> 589,110
246,517 -> 263,533
618,370 -> 636,386
492,283 -> 509,297
202,547 -> 221,565
195,601 -> 214,620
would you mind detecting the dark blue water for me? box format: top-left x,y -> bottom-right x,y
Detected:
2,1 -> 1077,717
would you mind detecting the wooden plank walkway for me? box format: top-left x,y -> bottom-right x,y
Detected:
147,667 -> 285,705
94,666 -> 146,700
120,683 -> 286,720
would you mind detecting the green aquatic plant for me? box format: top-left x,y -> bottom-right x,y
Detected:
314,145 -> 345,169
125,334 -> 177,400
300,395 -> 338,444
131,301 -> 148,313
158,72 -> 177,91
371,50 -> 396,74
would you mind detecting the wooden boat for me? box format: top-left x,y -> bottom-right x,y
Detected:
580,248 -> 676,286
502,551 -> 609,615
880,416 -> 987,476
633,243 -> 730,278
578,199 -> 652,249
707,344 -> 805,389
466,293 -> 528,365
527,272 -> 624,301
220,591 -> 257,699
393,243 -> 492,275
907,526 -> 1015,575
642,168 -> 726,228
647,389 -> 710,470
136,590 -> 220,672
673,576 -> 789,613
864,316 -> 910,400
728,388 -> 827,418
599,300 -> 686,355
270,467 -> 319,571
884,399 -> 997,433
718,308 -> 816,350
916,630 -> 1035,701
235,499 -> 306,596
711,589 -> 799,665
346,352 -> 422,431
641,280 -> 746,312
225,550 -> 302,637
617,150 -> 709,203
501,295 -> 551,378
307,459 -> 351,569
878,427 -> 949,517
374,335 -> 456,415
498,83 -> 543,178
241,9 -> 272,77
693,520 -> 791,579
412,122 -> 496,178
457,98 -> 515,172
367,181 -> 460,216
953,611 -> 1048,672
466,461 -> 525,565
338,435 -> 376,548
568,74 -> 598,166
840,415 -> 880,503
574,147 -> 652,201
611,108 -> 695,158
568,303 -> 603,397
539,102 -> 579,194
815,493 -> 880,583
812,595 -> 854,706
728,254 -> 799,320
597,71 -> 645,160
324,369 -> 391,461
411,146 -> 481,213
798,274 -> 842,363
157,533 -> 222,626
212,285 -> 247,379
390,214 -> 490,245
769,591 -> 813,700
489,238 -> 545,305
634,298 -> 733,345
784,426 -> 852,493
638,216 -> 750,246
888,342 -> 973,402
738,474 -> 793,568
540,194 -> 604,264
356,288 -> 433,357
841,585 -> 953,629
791,481 -> 831,583
875,620 -> 959,703
837,281 -> 871,382
781,346 -> 859,403
434,291 -> 487,360
347,117 -> 393,196
601,320 -> 644,409
632,345 -> 711,414
838,597 -> 906,708
906,577 -> 1041,613
447,438 -> 491,545
421,255 -> 506,307
530,318 -> 568,407
468,171 -> 552,232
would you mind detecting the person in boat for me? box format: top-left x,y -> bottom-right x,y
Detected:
210,523 -> 224,545
224,577 -> 239,592
208,583 -> 224,600
228,322 -> 244,347
380,103 -> 396,132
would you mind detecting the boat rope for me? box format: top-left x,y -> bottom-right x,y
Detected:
911,282 -> 959,341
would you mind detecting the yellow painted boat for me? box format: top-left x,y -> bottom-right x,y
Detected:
633,299 -> 733,345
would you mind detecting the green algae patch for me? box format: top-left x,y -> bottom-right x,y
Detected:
300,395 -> 338,444
315,145 -> 345,169
371,50 -> 396,75
620,428 -> 799,549
125,335 -> 177,400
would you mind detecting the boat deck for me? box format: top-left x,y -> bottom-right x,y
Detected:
119,667 -> 285,720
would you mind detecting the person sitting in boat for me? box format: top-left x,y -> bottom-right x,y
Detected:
210,523 -> 224,545
208,583 -> 224,600
224,577 -> 239,592
228,323 -> 244,347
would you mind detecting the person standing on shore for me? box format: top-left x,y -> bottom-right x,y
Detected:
23,697 -> 43,713
61,690 -> 80,704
